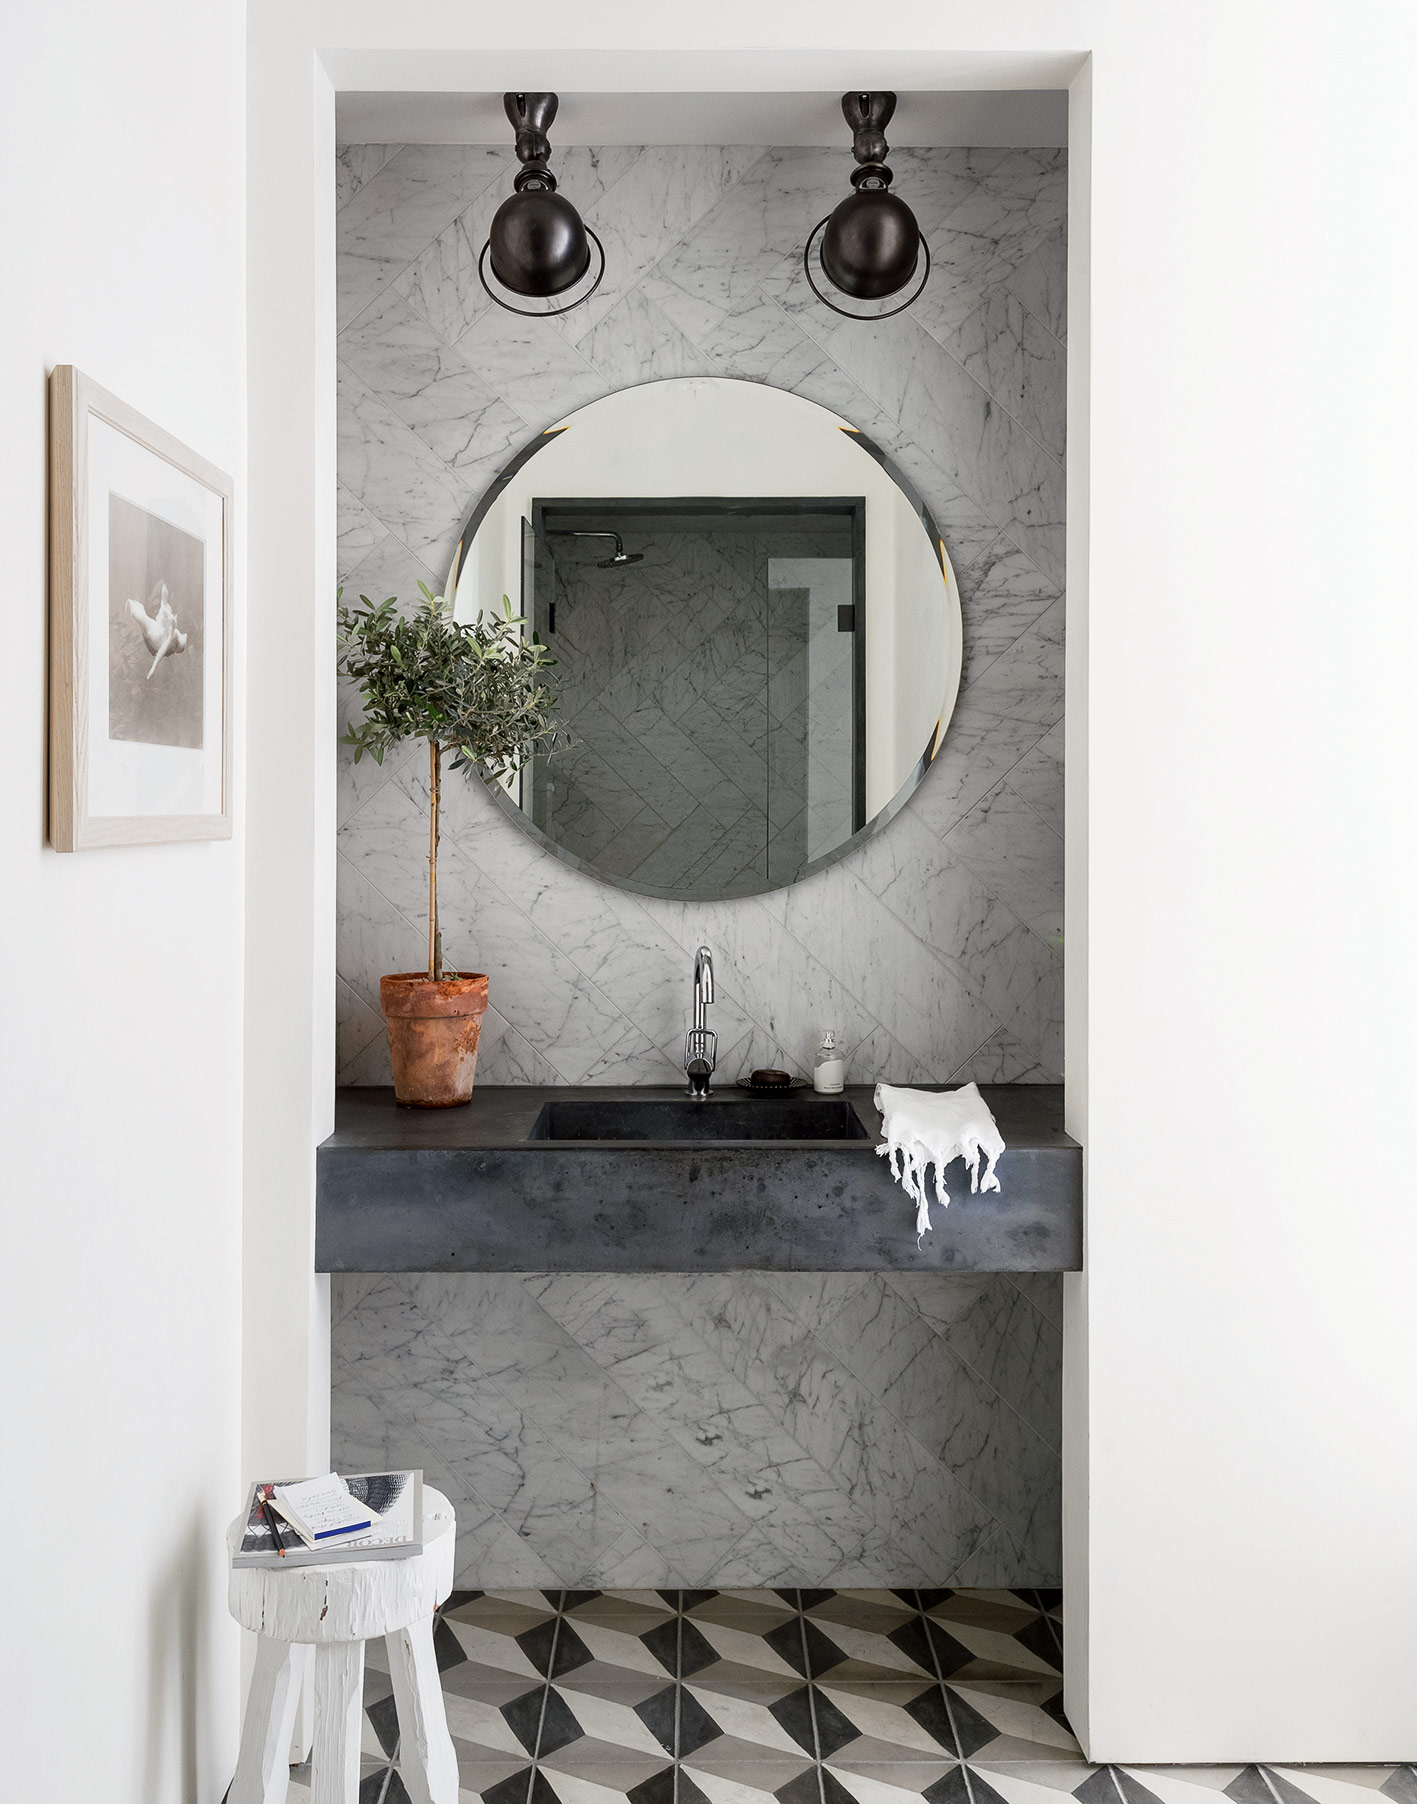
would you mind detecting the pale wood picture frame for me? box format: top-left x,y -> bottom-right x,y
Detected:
48,366 -> 234,850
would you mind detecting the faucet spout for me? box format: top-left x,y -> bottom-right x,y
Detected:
685,946 -> 717,1097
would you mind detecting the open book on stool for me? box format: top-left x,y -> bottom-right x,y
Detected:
232,1469 -> 423,1569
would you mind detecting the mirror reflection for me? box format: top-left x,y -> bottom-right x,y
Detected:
453,379 -> 961,900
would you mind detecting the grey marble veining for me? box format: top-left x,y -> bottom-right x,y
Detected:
336,145 -> 1066,1092
337,144 -> 509,329
332,1269 -> 1062,1587
333,142 -> 1069,1587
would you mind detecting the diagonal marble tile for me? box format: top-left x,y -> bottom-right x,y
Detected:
339,289 -> 533,475
844,802 -> 1061,1055
337,369 -> 471,570
337,144 -> 510,328
475,1004 -> 567,1086
527,1277 -> 906,1579
337,479 -> 391,577
455,304 -> 611,433
939,1283 -> 1064,1452
1004,722 -> 1064,840
946,288 -> 1065,463
695,288 -> 878,419
672,1274 -> 1000,1582
335,850 -> 428,1013
640,148 -> 842,343
565,146 -> 768,343
336,142 -> 402,211
393,180 -> 508,347
945,1027 -> 1060,1086
767,862 -> 1003,1077
955,537 -> 1062,683
1006,229 -> 1068,343
333,138 -> 1073,1589
578,287 -> 721,389
907,149 -> 1069,343
944,782 -> 1065,950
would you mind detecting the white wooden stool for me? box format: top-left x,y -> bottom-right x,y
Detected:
227,1487 -> 459,1804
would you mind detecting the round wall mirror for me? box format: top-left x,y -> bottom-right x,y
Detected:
452,377 -> 961,900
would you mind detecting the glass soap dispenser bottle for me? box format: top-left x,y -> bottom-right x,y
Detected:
813,1028 -> 846,1094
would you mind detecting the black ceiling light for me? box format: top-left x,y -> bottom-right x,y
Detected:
478,92 -> 605,318
804,92 -> 931,320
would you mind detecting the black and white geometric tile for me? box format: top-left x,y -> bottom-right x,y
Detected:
282,1589 -> 1417,1804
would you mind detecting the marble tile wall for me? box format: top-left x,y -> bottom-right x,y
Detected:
335,142 -> 1066,1090
331,1269 -> 1064,1589
333,141 -> 1067,1586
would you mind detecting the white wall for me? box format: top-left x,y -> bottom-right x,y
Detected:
246,0 -> 1417,1762
0,0 -> 247,1798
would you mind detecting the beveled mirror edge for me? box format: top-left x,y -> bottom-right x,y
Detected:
450,377 -> 964,903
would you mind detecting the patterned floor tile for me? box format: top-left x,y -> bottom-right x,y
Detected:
682,1742 -> 820,1787
815,1678 -> 959,1763
543,1772 -> 676,1804
689,1590 -> 804,1629
681,1766 -> 821,1804
803,1604 -> 939,1682
450,1737 -> 537,1802
1121,1771 -> 1245,1804
258,1591 -> 1417,1804
1273,1773 -> 1417,1804
827,1761 -> 962,1802
545,1680 -> 678,1758
683,1614 -> 809,1687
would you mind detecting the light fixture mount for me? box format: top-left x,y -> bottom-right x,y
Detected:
804,91 -> 931,320
478,92 -> 605,318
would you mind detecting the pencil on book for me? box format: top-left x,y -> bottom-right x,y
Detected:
259,1486 -> 287,1557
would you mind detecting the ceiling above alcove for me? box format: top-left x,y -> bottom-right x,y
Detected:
335,88 -> 1068,148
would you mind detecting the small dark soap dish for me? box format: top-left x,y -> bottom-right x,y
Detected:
736,1068 -> 806,1093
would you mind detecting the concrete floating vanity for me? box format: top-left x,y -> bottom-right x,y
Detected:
316,1085 -> 1082,1273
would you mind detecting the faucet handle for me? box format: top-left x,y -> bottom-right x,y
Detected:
684,1026 -> 717,1069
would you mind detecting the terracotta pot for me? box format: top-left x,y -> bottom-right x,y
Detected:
379,971 -> 490,1107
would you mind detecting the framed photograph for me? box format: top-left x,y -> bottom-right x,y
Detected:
48,366 -> 233,849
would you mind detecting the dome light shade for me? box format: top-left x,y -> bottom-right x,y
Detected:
821,184 -> 920,300
479,93 -> 604,316
805,93 -> 931,319
489,182 -> 590,298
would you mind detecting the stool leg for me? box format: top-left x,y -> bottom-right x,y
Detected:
311,1640 -> 365,1804
231,1636 -> 302,1804
289,1644 -> 314,1764
386,1616 -> 459,1804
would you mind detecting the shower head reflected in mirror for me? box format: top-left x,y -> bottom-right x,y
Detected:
550,529 -> 644,567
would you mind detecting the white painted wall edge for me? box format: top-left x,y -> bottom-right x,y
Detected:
1060,49 -> 1091,1758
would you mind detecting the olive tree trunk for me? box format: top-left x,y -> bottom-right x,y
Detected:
427,739 -> 442,980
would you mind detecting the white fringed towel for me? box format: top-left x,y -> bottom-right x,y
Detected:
873,1081 -> 1006,1238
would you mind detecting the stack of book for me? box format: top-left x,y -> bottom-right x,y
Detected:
232,1469 -> 423,1569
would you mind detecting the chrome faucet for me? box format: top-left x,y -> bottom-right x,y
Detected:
684,945 -> 717,1098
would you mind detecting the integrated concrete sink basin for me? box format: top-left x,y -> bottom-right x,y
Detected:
316,1086 -> 1083,1273
527,1093 -> 871,1142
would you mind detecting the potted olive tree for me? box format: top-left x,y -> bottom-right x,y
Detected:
338,571 -> 560,1107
